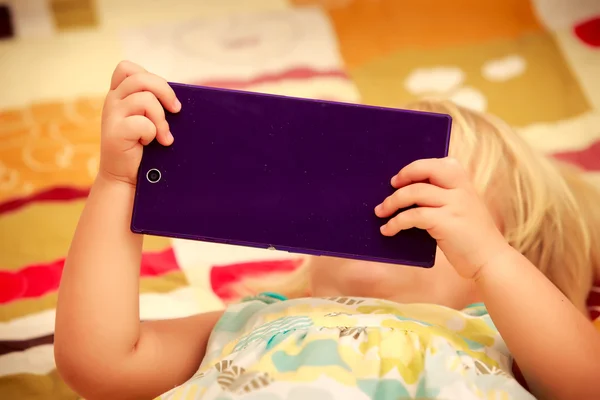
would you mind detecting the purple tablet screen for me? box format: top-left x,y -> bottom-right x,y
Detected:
132,83 -> 451,267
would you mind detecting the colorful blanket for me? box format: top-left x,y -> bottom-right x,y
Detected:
0,0 -> 599,398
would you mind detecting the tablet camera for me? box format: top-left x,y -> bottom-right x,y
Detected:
146,168 -> 161,184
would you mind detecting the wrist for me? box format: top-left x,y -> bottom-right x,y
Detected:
88,170 -> 138,217
92,171 -> 138,203
472,243 -> 519,283
96,169 -> 137,190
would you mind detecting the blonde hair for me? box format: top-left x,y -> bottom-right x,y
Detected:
232,100 -> 600,311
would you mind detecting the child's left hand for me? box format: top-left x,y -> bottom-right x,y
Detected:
374,157 -> 510,279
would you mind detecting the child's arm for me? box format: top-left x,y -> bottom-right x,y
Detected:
55,175 -> 222,399
474,247 -> 600,400
55,61 -> 222,400
377,157 -> 600,400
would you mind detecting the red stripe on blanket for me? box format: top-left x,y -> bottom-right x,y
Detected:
211,259 -> 303,300
553,140 -> 600,171
574,16 -> 600,48
195,67 -> 349,90
0,186 -> 90,215
0,248 -> 180,304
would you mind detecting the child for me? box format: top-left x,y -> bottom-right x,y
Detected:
55,61 -> 600,400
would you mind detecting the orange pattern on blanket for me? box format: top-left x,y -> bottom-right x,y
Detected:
292,0 -> 544,68
0,98 -> 103,203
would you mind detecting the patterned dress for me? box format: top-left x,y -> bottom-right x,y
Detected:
158,294 -> 535,400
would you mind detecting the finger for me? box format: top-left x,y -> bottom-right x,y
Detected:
380,207 -> 438,236
110,60 -> 146,91
375,183 -> 446,218
118,115 -> 157,146
115,73 -> 181,113
120,92 -> 173,146
391,157 -> 467,190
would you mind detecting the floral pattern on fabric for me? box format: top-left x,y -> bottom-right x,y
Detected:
158,296 -> 534,399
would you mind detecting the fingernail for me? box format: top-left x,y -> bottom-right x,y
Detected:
380,225 -> 387,233
167,131 -> 174,142
375,204 -> 383,214
173,98 -> 182,111
390,175 -> 397,186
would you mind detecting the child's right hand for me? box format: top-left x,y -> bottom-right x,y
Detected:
99,61 -> 182,186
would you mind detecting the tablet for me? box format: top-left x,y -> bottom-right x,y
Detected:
131,83 -> 451,267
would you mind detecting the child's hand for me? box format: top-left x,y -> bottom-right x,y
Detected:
99,61 -> 181,186
374,157 -> 509,279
